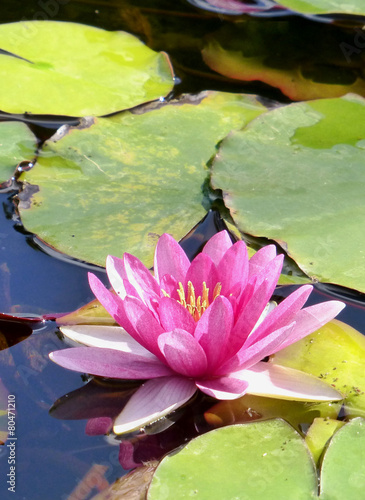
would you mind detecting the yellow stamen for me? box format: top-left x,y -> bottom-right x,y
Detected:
161,289 -> 170,298
176,280 -> 222,321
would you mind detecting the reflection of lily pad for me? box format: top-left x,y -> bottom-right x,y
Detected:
18,92 -> 265,267
211,94 -> 365,293
0,121 -> 37,183
148,420 -> 318,500
272,320 -> 365,417
202,22 -> 365,101
0,21 -> 174,116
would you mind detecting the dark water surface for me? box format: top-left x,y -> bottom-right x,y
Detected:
0,1 -> 364,499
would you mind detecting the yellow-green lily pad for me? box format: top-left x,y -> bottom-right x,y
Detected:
211,94 -> 365,293
0,21 -> 174,116
18,92 -> 265,267
271,319 -> 365,417
275,0 -> 365,16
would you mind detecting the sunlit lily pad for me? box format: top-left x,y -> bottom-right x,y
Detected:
211,94 -> 365,293
18,91 -> 265,267
320,418 -> 365,500
148,419 -> 317,499
305,417 -> 344,466
0,21 -> 174,116
0,121 -> 37,183
276,0 -> 365,16
271,319 -> 365,417
202,22 -> 365,101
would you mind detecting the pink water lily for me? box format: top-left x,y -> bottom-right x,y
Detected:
50,231 -> 344,434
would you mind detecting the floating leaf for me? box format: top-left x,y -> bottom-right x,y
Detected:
271,320 -> 365,417
0,121 -> 37,183
148,420 -> 317,500
275,0 -> 365,16
211,94 -> 365,293
305,417 -> 344,466
0,21 -> 174,116
320,418 -> 365,500
202,22 -> 365,101
18,92 -> 265,267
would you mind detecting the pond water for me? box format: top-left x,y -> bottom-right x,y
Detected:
0,1 -> 364,499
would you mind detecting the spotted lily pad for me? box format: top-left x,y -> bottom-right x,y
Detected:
148,420 -> 318,500
271,319 -> 365,417
0,121 -> 37,183
0,21 -> 174,116
202,22 -> 365,101
18,92 -> 265,267
211,94 -> 365,293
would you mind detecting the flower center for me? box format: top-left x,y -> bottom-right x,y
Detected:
163,281 -> 222,321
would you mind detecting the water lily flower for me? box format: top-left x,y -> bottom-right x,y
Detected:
50,231 -> 344,434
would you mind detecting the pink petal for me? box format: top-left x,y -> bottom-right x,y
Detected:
202,230 -> 233,266
217,240 -> 249,296
159,297 -> 195,334
106,255 -> 129,299
49,347 -> 174,379
123,253 -> 160,312
113,376 -> 197,434
88,273 -> 134,331
218,322 -> 295,375
244,285 -> 313,348
248,245 -> 277,278
194,296 -> 233,371
122,296 -> 165,359
159,274 -> 179,300
158,329 -> 208,377
185,253 -> 219,303
59,325 -> 155,358
233,361 -> 342,401
271,300 -> 345,353
154,234 -> 190,285
228,255 -> 284,354
196,376 -> 249,400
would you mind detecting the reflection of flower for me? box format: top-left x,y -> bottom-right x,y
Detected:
50,231 -> 344,434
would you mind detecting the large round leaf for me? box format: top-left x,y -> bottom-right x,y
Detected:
0,21 -> 174,116
148,420 -> 317,500
18,92 -> 265,267
0,121 -> 37,183
211,94 -> 365,293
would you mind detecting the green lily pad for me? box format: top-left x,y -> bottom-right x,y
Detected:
320,418 -> 365,500
202,22 -> 365,101
148,420 -> 317,500
0,21 -> 174,116
211,94 -> 365,293
275,0 -> 365,16
18,92 -> 265,267
305,417 -> 344,466
0,121 -> 37,182
271,320 -> 365,417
